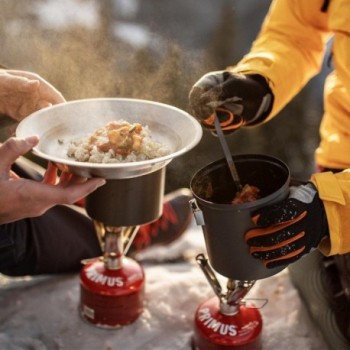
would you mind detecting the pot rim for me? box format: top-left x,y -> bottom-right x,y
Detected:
16,97 -> 203,179
190,153 -> 290,210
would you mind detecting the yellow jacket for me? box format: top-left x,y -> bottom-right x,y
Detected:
229,0 -> 350,255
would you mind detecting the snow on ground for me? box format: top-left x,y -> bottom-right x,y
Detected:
0,220 -> 328,350
32,0 -> 100,29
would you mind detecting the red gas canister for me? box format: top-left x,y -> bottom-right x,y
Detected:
193,296 -> 262,350
80,257 -> 145,328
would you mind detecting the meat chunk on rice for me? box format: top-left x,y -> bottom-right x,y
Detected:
67,120 -> 170,163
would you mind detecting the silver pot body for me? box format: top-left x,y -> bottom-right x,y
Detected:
190,154 -> 290,281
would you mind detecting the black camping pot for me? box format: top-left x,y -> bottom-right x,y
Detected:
86,167 -> 165,227
190,154 -> 290,281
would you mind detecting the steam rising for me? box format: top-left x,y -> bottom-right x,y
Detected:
0,0 -> 321,190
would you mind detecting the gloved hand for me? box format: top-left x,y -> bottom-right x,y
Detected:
189,71 -> 273,131
245,182 -> 329,269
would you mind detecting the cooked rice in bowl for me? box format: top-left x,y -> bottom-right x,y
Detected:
67,120 -> 170,163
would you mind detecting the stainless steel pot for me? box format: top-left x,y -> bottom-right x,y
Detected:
190,154 -> 290,281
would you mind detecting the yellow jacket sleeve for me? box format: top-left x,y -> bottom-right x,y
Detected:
311,171 -> 350,255
226,0 -> 350,256
315,0 -> 350,168
229,0 -> 331,119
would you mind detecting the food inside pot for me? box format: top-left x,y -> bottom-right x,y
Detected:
197,180 -> 260,205
67,120 -> 170,163
231,184 -> 260,204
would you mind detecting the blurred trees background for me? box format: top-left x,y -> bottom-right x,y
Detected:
0,0 -> 330,192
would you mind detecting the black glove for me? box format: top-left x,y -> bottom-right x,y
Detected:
189,71 -> 273,131
245,183 -> 329,269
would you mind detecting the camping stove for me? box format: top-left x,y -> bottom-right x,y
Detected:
79,168 -> 165,328
192,254 -> 262,350
80,224 -> 144,328
190,154 -> 291,349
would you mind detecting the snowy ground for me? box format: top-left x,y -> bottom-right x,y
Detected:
0,220 -> 328,350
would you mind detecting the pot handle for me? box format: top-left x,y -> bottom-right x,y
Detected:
189,198 -> 205,226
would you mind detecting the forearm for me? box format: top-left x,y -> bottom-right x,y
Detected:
228,0 -> 331,119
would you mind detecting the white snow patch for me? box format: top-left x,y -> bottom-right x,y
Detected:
0,221 -> 328,350
33,0 -> 99,29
